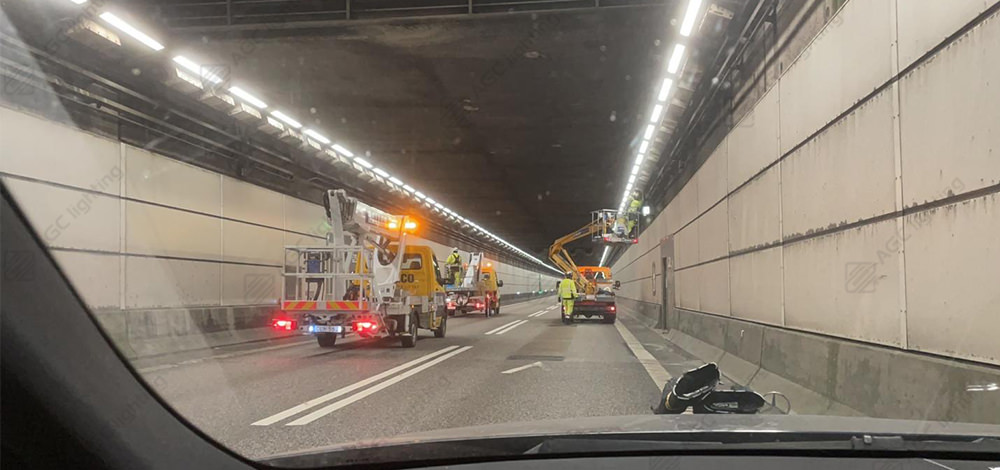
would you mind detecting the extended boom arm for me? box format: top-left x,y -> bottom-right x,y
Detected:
548,219 -> 609,295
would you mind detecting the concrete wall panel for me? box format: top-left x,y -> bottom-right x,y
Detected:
222,220 -> 284,265
4,178 -> 120,252
729,247 -> 783,326
669,181 -> 699,232
783,220 -> 903,347
284,195 -> 325,235
728,86 -> 780,190
124,145 -> 221,215
222,264 -> 281,306
698,259 -> 731,316
781,89 -> 898,238
0,108 -> 121,194
729,166 -> 781,252
221,176 -> 283,228
52,250 -> 120,310
126,202 -> 221,260
699,200 -> 728,263
779,0 -> 894,155
697,139 -> 728,213
125,257 -> 221,309
896,0 -> 995,69
904,194 -> 1000,365
675,266 -> 700,311
674,222 -> 699,269
900,12 -> 1000,206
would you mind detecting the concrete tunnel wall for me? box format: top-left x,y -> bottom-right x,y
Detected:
0,106 -> 559,358
611,1 -> 1000,421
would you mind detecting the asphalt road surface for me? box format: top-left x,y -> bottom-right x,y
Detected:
134,296 -> 712,460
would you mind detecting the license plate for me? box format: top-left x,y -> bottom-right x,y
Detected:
306,325 -> 343,333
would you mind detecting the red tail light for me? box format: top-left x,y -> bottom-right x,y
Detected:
272,319 -> 296,331
608,305 -> 617,312
354,321 -> 377,332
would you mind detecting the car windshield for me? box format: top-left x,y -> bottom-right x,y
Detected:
1,0 -> 998,465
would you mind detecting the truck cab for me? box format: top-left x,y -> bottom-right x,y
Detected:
391,244 -> 448,297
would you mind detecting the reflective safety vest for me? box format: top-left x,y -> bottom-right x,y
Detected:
445,252 -> 462,265
628,198 -> 642,213
558,278 -> 578,300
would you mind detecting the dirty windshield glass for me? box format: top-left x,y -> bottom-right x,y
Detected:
1,0 -> 998,464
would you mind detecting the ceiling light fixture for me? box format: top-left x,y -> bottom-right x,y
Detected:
99,13 -> 164,51
667,44 -> 686,74
270,111 -> 302,129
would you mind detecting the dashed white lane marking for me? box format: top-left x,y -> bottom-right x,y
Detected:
286,346 -> 473,425
484,319 -> 522,335
492,319 -> 528,335
528,310 -> 547,318
252,345 -> 460,426
501,361 -> 543,375
614,319 -> 672,390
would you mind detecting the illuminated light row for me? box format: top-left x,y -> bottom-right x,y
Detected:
98,12 -> 163,51
616,0 -> 703,216
68,1 -> 557,272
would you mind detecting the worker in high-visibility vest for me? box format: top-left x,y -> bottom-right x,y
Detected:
558,272 -> 578,318
445,248 -> 463,285
626,191 -> 643,236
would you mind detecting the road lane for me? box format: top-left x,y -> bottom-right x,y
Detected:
137,297 -> 559,454
134,296 -> 706,460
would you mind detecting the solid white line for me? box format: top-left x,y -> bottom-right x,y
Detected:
501,361 -> 543,374
287,346 -> 473,425
251,345 -> 460,426
614,320 -> 672,389
493,319 -> 528,335
484,320 -> 521,335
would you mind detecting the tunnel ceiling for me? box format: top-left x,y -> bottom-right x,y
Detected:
141,1 -> 694,262
3,0 -> 742,266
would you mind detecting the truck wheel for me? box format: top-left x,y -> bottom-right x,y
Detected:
401,314 -> 418,348
433,312 -> 447,338
317,333 -> 337,348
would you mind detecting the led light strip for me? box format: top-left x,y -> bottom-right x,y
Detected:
69,0 -> 559,273
616,0 -> 704,216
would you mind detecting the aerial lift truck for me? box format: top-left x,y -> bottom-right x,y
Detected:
548,209 -> 634,324
444,252 -> 504,316
273,189 -> 448,348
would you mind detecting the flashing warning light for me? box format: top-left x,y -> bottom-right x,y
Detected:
272,319 -> 296,331
389,218 -> 418,232
486,262 -> 493,267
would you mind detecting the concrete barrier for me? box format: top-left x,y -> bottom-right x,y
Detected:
92,293 -> 557,359
92,305 -> 287,359
619,301 -> 1000,425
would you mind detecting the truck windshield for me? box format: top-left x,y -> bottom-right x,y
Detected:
401,254 -> 423,270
